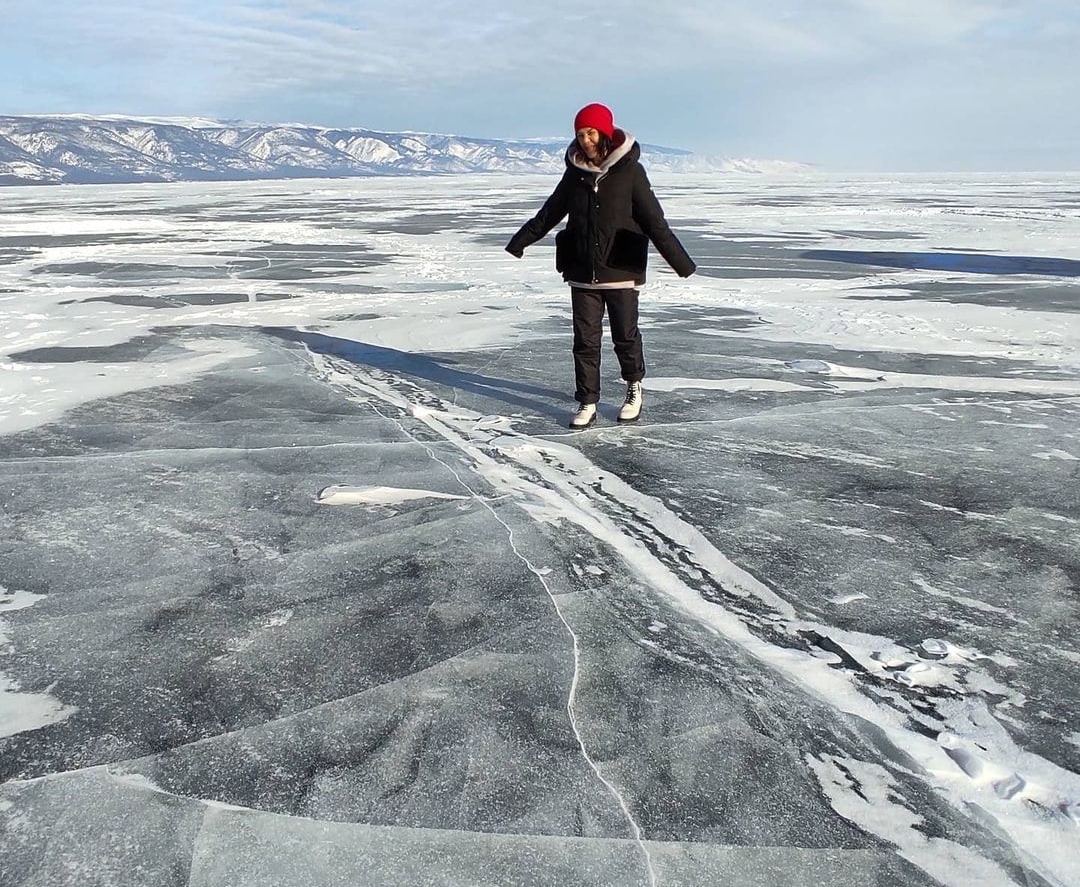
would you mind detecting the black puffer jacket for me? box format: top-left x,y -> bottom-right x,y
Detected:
506,131 -> 695,285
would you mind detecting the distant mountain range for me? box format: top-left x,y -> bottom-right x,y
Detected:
0,115 -> 810,186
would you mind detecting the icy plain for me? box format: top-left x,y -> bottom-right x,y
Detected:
0,173 -> 1078,886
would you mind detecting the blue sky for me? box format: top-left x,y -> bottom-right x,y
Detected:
4,0 -> 1078,170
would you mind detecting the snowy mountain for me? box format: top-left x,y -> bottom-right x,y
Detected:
0,115 -> 810,185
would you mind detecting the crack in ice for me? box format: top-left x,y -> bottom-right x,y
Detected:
306,348 -> 659,887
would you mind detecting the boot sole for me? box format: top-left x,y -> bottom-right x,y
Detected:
568,417 -> 596,430
616,413 -> 641,424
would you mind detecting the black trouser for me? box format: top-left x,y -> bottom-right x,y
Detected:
571,287 -> 644,405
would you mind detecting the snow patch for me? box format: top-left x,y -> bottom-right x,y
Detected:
809,754 -> 1019,887
828,592 -> 869,605
315,485 -> 468,507
1033,449 -> 1078,461
0,584 -> 78,739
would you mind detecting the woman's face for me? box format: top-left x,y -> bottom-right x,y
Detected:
576,127 -> 601,161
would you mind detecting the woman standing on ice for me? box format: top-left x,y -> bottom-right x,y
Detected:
506,102 -> 696,429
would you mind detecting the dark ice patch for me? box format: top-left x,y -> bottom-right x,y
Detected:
11,335 -> 187,363
34,262 -> 232,281
58,292 -> 299,308
0,249 -> 36,265
653,304 -> 765,332
32,260 -> 367,284
820,229 -> 922,241
32,240 -> 391,285
58,294 -> 171,309
88,294 -> 179,308
0,233 -> 167,248
674,230 -> 871,281
802,249 -> 1080,277
851,281 -> 1080,313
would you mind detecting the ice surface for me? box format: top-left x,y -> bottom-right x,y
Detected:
0,766 -> 912,887
0,769 -> 204,886
0,174 -> 1078,886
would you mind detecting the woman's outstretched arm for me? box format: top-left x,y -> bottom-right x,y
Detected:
632,166 -> 696,277
505,171 -> 572,257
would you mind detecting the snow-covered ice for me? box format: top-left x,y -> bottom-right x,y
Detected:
0,173 -> 1078,886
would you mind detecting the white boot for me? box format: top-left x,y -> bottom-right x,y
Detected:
617,382 -> 643,423
568,403 -> 596,429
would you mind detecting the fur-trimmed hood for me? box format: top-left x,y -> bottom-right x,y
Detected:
565,129 -> 637,174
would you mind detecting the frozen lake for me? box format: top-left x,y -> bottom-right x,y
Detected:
1,173 -> 1078,886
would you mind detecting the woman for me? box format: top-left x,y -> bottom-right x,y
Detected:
506,102 -> 696,429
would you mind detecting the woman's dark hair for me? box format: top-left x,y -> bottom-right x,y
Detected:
594,133 -> 614,161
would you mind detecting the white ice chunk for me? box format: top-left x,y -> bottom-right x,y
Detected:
895,662 -> 953,688
829,592 -> 869,605
784,359 -> 885,381
315,485 -> 468,506
471,415 -> 513,431
870,649 -> 919,669
938,732 -> 1029,801
920,639 -> 951,660
786,359 -> 832,373
993,773 -> 1027,800
939,733 -> 987,779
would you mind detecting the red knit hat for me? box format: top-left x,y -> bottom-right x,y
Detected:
574,103 -> 614,138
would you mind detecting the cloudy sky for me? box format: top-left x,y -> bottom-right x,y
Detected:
4,0 -> 1078,170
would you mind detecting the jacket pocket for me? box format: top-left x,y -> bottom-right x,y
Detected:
554,228 -> 576,272
607,229 -> 649,274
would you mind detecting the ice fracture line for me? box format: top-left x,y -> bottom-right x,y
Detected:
305,348 -> 659,887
